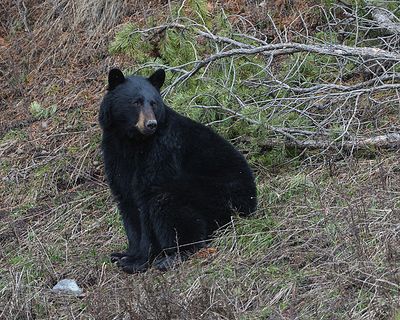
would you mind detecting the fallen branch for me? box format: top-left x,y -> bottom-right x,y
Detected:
368,5 -> 400,35
136,22 -> 400,95
195,104 -> 400,151
258,73 -> 400,95
263,133 -> 400,151
164,42 -> 400,95
139,22 -> 400,60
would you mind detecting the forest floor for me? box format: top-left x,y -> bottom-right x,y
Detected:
1,1 -> 399,319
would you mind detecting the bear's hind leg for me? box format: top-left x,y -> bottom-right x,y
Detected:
149,201 -> 210,271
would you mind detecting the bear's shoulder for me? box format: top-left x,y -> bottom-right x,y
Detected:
163,106 -> 239,159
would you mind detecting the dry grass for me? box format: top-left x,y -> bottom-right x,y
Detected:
2,156 -> 399,319
1,1 -> 399,319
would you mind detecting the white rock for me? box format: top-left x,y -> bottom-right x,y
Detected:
52,279 -> 83,295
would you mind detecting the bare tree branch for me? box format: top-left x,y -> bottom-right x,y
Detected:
263,133 -> 400,151
367,4 -> 400,35
163,42 -> 400,95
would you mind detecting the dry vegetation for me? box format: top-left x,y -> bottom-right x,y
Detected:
1,0 -> 399,319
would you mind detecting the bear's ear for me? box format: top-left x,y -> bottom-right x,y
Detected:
108,68 -> 125,90
148,69 -> 165,91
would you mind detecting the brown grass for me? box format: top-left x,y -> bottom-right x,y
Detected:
1,1 -> 399,319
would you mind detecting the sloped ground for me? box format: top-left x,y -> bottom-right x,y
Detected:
1,1 -> 399,319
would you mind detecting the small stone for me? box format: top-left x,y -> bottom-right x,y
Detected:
41,121 -> 48,129
52,279 -> 83,296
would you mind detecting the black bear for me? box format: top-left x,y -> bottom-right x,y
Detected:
99,68 -> 257,273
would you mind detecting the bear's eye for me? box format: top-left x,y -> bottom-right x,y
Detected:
150,101 -> 156,108
132,101 -> 139,107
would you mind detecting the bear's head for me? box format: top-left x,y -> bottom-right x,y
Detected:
99,68 -> 166,139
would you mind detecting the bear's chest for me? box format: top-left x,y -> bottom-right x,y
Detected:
104,132 -> 181,202
131,141 -> 180,187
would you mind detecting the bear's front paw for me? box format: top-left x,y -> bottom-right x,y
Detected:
116,255 -> 149,274
110,252 -> 130,263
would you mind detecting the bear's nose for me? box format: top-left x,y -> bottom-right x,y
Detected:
146,120 -> 157,130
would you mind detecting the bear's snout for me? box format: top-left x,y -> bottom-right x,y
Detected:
136,107 -> 157,136
146,120 -> 157,131
140,119 -> 157,135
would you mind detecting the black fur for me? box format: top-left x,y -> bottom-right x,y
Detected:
99,69 -> 257,273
